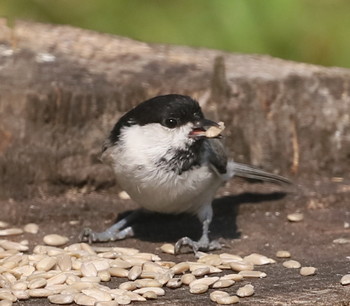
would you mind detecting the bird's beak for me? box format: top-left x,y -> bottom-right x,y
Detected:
189,119 -> 224,139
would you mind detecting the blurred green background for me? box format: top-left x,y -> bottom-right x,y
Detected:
2,0 -> 350,68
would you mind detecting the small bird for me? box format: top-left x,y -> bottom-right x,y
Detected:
80,94 -> 291,253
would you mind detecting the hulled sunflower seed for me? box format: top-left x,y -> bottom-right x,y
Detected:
300,267 -> 317,276
0,228 -> 23,236
237,284 -> 255,297
189,276 -> 219,287
181,273 -> 196,285
229,261 -> 254,272
212,279 -> 235,289
23,223 -> 39,234
128,265 -> 142,281
171,262 -> 190,274
74,293 -> 97,306
160,243 -> 175,254
341,274 -> 350,285
48,294 -> 74,305
43,234 -> 69,246
133,287 -> 165,296
243,253 -> 275,265
210,290 -> 230,302
166,277 -> 182,289
283,260 -> 301,269
216,295 -> 240,304
238,271 -> 267,278
36,257 -> 57,271
142,291 -> 158,299
276,250 -> 291,258
287,212 -> 304,222
108,267 -> 128,278
189,283 -> 208,294
81,288 -> 112,302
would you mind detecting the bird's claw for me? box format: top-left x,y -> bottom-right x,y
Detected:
174,236 -> 222,255
79,227 -> 97,243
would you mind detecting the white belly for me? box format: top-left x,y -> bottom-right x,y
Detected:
102,147 -> 222,214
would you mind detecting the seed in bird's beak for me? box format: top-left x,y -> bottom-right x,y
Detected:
189,120 -> 225,139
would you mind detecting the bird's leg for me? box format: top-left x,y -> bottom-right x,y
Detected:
174,204 -> 221,254
80,210 -> 141,243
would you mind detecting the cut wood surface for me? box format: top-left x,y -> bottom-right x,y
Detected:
0,19 -> 350,198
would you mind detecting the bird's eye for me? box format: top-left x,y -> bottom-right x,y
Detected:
164,118 -> 178,129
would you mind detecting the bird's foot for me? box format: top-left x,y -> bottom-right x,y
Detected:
79,226 -> 134,243
174,236 -> 222,255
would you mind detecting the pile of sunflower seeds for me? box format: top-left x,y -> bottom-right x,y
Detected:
0,222 -> 324,305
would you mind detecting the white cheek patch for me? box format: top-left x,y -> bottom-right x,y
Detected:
119,122 -> 194,165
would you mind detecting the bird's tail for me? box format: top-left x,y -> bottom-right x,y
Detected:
227,161 -> 292,186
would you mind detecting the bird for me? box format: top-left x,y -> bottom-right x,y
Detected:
80,94 -> 291,253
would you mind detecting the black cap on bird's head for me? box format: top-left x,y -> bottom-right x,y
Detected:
109,94 -> 222,143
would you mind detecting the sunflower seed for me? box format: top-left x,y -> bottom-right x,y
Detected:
166,277 -> 182,289
23,223 -> 39,234
48,294 -> 74,305
210,290 -> 230,302
133,287 -> 165,296
142,291 -> 158,299
46,273 -> 67,286
95,302 -> 119,306
189,283 -> 208,294
57,254 -> 72,272
287,212 -> 304,222
212,279 -> 235,289
192,266 -> 210,277
216,295 -> 240,304
114,294 -> 132,304
283,260 -> 301,269
341,274 -> 350,285
160,243 -> 175,254
171,262 -> 190,274
237,284 -> 255,297
28,288 -> 52,297
12,289 -> 30,300
220,273 -> 243,281
28,277 -> 47,289
98,270 -> 111,282
276,250 -> 291,258
0,291 -> 16,302
181,273 -> 196,285
128,265 -> 142,280
36,257 -> 57,271
108,267 -> 128,278
134,279 -> 162,288
123,292 -> 145,302
0,240 -> 28,251
243,253 -> 275,265
74,293 -> 97,306
300,266 -> 317,276
198,254 -> 222,266
11,281 -> 27,290
190,276 -> 219,287
119,281 -> 138,291
238,271 -> 267,278
81,288 -> 112,302
81,262 -> 97,277
0,228 -> 23,236
43,234 -> 69,246
229,261 -> 254,272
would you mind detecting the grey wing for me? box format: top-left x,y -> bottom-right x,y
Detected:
203,139 -> 228,174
